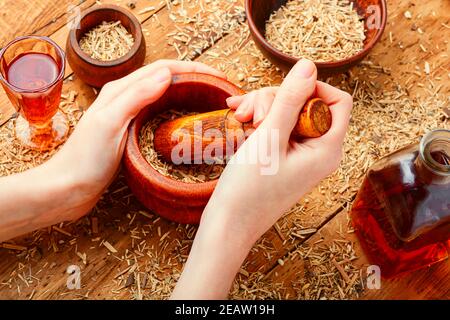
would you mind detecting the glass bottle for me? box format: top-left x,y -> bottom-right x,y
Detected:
351,129 -> 450,278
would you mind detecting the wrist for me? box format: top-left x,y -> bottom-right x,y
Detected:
0,163 -> 78,242
172,206 -> 254,300
200,204 -> 256,252
26,164 -> 79,226
37,158 -> 96,225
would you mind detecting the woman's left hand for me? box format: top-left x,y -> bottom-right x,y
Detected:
0,60 -> 225,242
47,60 -> 226,223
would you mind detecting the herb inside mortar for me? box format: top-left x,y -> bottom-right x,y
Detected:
139,110 -> 225,183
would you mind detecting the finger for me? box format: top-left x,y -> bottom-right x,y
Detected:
234,92 -> 256,123
123,60 -> 226,84
264,59 -> 317,148
253,104 -> 265,128
226,95 -> 246,109
103,67 -> 172,124
159,60 -> 226,78
253,88 -> 278,127
95,61 -> 225,105
229,88 -> 278,125
315,81 -> 351,106
314,81 -> 353,145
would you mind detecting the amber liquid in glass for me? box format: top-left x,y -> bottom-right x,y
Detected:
6,52 -> 60,125
351,144 -> 450,278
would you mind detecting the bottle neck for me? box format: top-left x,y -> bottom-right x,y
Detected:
415,130 -> 450,184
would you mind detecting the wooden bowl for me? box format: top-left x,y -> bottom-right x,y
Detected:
245,0 -> 387,74
66,4 -> 146,88
123,73 -> 244,224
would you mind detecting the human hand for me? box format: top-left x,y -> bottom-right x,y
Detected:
172,59 -> 352,299
227,86 -> 278,128
36,60 -> 225,225
207,59 -> 352,247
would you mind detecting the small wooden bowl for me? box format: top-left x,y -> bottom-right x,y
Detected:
66,4 -> 146,88
245,0 -> 387,74
123,73 -> 244,224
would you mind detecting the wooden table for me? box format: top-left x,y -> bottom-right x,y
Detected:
0,0 -> 449,300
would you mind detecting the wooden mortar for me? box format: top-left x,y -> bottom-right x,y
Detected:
153,98 -> 332,163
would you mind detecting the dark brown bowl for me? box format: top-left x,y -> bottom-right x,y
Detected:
123,73 -> 244,224
66,4 -> 146,88
245,0 -> 387,74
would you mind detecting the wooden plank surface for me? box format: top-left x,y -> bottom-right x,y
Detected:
0,0 -> 167,125
0,0 -> 95,125
0,0 -> 449,300
264,209 -> 450,299
258,0 -> 450,299
0,0 -> 95,48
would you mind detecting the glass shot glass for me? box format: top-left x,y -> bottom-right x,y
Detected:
0,35 -> 68,150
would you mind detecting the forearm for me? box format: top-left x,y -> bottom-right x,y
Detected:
171,211 -> 253,300
0,164 -> 77,242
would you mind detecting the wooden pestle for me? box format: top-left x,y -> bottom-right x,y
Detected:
153,98 -> 332,163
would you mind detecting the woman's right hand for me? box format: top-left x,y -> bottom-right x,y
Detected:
172,59 -> 353,299
207,59 -> 353,247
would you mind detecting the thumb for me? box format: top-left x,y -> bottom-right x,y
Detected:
106,67 -> 172,123
264,59 -> 317,148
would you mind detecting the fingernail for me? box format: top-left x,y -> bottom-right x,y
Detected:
234,104 -> 248,118
253,118 -> 262,128
234,108 -> 244,117
294,59 -> 316,78
152,68 -> 171,83
226,96 -> 240,105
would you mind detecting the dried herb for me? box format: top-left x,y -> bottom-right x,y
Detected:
265,0 -> 366,62
139,110 -> 225,183
166,1 -> 246,60
79,21 -> 135,61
